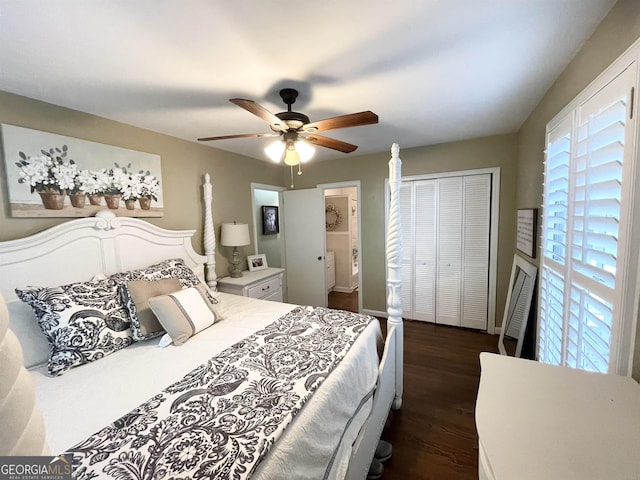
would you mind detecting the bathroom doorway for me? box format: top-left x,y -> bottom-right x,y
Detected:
321,183 -> 361,313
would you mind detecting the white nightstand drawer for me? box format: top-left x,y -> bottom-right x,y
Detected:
217,267 -> 285,303
247,276 -> 280,299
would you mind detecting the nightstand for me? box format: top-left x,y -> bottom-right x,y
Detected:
217,267 -> 285,302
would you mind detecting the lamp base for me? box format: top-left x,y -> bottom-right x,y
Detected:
229,247 -> 243,278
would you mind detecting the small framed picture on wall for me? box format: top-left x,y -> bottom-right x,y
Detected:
262,205 -> 279,235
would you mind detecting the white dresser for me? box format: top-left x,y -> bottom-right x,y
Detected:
217,267 -> 285,302
475,353 -> 640,480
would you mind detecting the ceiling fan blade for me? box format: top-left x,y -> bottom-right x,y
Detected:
303,111 -> 378,133
230,98 -> 287,132
197,132 -> 276,142
303,134 -> 358,153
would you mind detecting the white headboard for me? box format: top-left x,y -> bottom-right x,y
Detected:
0,210 -> 208,302
0,174 -> 218,303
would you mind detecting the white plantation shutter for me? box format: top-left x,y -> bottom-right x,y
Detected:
538,63 -> 637,374
539,115 -> 571,366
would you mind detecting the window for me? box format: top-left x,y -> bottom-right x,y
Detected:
538,57 -> 639,375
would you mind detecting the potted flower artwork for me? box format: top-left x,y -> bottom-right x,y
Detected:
138,173 -> 160,210
10,136 -> 162,216
82,169 -> 110,206
122,171 -> 143,210
15,145 -> 77,210
102,166 -> 129,209
68,169 -> 94,208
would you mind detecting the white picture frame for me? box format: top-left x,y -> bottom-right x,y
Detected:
498,254 -> 538,358
247,254 -> 268,272
516,208 -> 537,258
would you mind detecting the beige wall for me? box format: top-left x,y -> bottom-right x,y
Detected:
296,134 -> 518,326
4,0 -> 639,377
516,0 -> 640,379
0,91 -> 284,279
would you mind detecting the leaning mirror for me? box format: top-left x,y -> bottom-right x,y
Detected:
499,254 -> 538,357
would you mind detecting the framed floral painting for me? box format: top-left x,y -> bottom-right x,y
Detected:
1,124 -> 163,217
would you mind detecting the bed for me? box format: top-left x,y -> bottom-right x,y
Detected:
0,145 -> 404,480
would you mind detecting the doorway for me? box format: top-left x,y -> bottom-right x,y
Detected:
324,186 -> 359,313
319,181 -> 363,313
250,183 -> 287,295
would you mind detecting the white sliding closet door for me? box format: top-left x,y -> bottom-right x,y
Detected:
400,183 -> 414,317
400,173 -> 491,330
436,177 -> 463,326
414,181 -> 437,322
461,175 -> 491,329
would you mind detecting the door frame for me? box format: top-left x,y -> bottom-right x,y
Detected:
250,182 -> 287,298
386,167 -> 500,334
317,180 -> 363,314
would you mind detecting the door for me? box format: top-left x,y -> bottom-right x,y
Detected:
436,177 -> 463,326
413,180 -> 437,322
283,188 -> 327,307
399,173 -> 491,330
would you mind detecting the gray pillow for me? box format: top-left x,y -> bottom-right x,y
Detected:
120,278 -> 182,340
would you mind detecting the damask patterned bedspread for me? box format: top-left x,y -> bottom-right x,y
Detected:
67,306 -> 374,480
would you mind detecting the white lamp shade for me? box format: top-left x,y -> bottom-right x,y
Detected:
264,141 -> 285,162
220,223 -> 250,247
296,141 -> 315,162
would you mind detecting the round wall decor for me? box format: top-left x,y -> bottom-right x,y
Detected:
325,204 -> 343,231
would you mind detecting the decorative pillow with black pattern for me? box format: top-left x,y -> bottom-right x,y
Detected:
113,258 -> 204,340
111,258 -> 201,287
15,277 -> 134,377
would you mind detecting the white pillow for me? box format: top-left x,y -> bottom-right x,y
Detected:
148,283 -> 219,346
7,301 -> 50,370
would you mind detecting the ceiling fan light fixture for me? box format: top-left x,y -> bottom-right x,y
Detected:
284,141 -> 301,166
265,138 -> 314,166
264,141 -> 284,163
296,141 -> 315,163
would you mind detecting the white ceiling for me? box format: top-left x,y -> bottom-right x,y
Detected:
0,0 -> 616,162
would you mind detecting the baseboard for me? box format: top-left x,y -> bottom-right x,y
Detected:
332,286 -> 357,294
362,308 -> 387,318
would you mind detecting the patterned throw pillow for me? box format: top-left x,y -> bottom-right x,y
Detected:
15,277 -> 134,377
110,258 -> 201,287
114,258 -> 203,340
16,259 -> 203,376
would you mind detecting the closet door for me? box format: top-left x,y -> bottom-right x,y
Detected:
461,174 -> 491,329
400,183 -> 414,318
414,180 -> 437,322
436,177 -> 463,326
398,173 -> 491,329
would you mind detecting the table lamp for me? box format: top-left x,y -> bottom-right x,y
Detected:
220,222 -> 250,278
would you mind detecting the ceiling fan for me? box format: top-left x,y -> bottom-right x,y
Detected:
197,88 -> 378,180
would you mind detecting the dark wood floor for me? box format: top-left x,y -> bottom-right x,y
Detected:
329,290 -> 501,478
378,320 -> 500,479
328,290 -> 359,312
